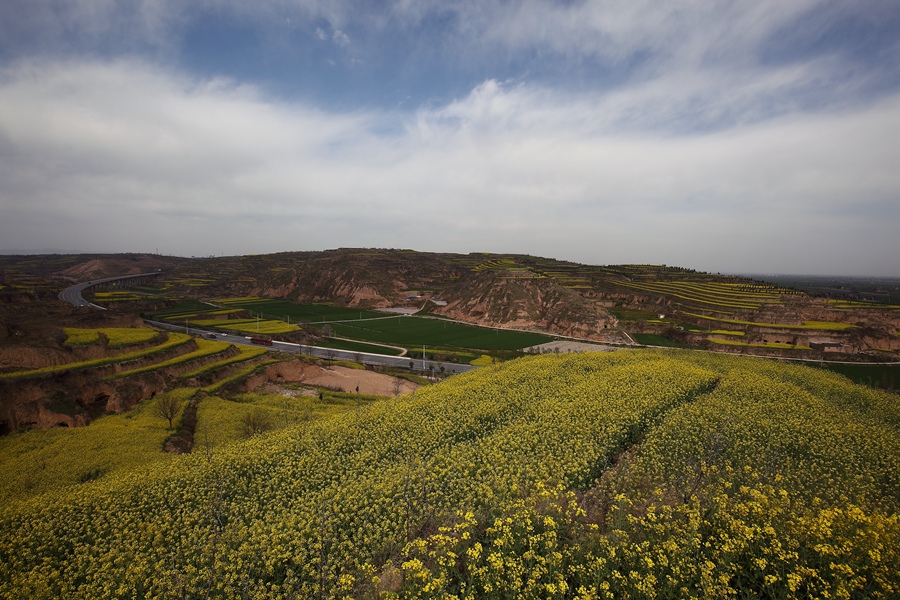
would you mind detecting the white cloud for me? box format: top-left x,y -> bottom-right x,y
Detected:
0,58 -> 898,274
332,29 -> 351,48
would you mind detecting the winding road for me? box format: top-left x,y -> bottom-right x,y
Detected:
58,272 -> 163,309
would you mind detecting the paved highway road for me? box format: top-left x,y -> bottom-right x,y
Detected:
145,320 -> 478,375
59,280 -> 104,309
59,273 -> 162,309
59,282 -> 105,310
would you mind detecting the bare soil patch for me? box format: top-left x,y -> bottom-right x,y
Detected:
250,360 -> 418,396
301,365 -> 418,396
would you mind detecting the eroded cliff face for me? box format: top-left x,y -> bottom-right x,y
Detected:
0,346 -> 75,371
0,373 -> 167,433
436,273 -> 617,340
251,258 -> 401,307
240,250 -> 470,309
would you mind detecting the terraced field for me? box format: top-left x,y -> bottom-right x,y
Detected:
179,345 -> 269,378
0,325 -> 282,439
0,332 -> 194,381
683,312 -> 858,331
104,338 -> 234,380
596,273 -> 897,354
613,279 -> 793,311
63,327 -> 160,347
469,256 -> 599,289
82,250 -> 896,361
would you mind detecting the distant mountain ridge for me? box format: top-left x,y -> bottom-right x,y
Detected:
0,248 -> 81,255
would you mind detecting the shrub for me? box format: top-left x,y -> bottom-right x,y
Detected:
240,407 -> 274,438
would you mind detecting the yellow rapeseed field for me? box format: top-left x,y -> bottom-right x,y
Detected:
0,350 -> 897,598
189,318 -> 301,334
64,327 -> 159,347
0,389 -> 195,505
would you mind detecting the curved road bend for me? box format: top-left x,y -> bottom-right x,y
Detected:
59,272 -> 163,309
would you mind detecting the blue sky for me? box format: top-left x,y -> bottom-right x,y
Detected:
1,1 -> 899,275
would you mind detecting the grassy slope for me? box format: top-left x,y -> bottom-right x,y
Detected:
0,390 -> 194,504
325,315 -> 553,351
195,391 -> 386,451
1,350 -> 898,598
312,337 -> 406,356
